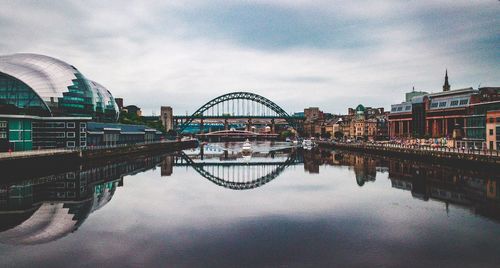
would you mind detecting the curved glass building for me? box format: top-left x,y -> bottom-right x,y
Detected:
0,53 -> 119,122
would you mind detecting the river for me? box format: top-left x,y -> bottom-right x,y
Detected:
1,141 -> 499,267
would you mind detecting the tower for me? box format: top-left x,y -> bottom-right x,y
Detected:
160,106 -> 173,132
443,69 -> 450,92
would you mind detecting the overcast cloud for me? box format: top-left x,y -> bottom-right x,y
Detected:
1,0 -> 498,115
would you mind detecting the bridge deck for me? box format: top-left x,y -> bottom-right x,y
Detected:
174,115 -> 304,119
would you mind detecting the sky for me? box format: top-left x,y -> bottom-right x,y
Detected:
0,0 -> 499,115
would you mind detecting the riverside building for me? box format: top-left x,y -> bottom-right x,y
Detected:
0,53 -> 162,152
388,71 -> 500,149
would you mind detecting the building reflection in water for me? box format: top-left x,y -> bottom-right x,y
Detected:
312,148 -> 500,222
2,145 -> 500,245
0,154 -> 167,245
303,148 -> 380,186
0,148 -> 300,245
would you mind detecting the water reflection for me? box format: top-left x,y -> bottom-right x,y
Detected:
0,154 -> 165,245
306,148 -> 500,222
177,142 -> 302,190
1,142 -> 500,248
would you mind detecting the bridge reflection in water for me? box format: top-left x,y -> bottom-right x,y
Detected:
176,142 -> 302,190
0,145 -> 499,245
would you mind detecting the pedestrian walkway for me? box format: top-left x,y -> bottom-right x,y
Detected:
0,148 -> 77,160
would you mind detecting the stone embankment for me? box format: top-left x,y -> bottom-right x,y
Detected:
317,141 -> 500,167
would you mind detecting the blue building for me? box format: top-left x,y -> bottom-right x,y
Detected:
87,122 -> 163,147
0,53 -> 162,151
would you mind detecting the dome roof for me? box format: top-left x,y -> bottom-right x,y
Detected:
0,53 -> 83,103
89,80 -> 120,122
0,53 -> 119,122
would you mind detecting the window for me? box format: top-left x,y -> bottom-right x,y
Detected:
80,141 -> 87,147
439,102 -> 447,107
0,132 -> 6,139
0,121 -> 6,128
430,102 -> 439,108
397,107 -> 403,111
391,107 -> 397,112
67,141 -> 75,148
459,99 -> 468,105
489,129 -> 494,135
33,122 -> 63,129
67,122 -> 75,128
0,73 -> 51,116
405,106 -> 411,111
67,132 -> 75,138
497,117 -> 500,123
80,123 -> 86,128
450,100 -> 459,106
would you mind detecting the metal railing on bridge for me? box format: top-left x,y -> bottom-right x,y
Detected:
331,142 -> 500,157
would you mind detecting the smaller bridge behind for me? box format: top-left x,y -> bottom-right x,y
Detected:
196,129 -> 278,140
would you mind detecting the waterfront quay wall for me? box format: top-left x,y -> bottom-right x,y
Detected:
81,140 -> 198,160
0,140 -> 198,179
317,141 -> 500,167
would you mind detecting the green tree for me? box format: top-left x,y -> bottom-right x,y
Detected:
119,111 -> 166,133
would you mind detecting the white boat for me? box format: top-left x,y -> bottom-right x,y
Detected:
303,139 -> 314,150
242,139 -> 252,153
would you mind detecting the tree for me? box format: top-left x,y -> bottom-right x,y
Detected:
280,130 -> 293,139
334,131 -> 344,140
119,111 -> 166,133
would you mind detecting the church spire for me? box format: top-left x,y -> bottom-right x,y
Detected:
443,69 -> 450,91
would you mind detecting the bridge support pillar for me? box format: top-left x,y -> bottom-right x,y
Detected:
224,119 -> 228,130
247,119 -> 252,132
200,119 -> 204,134
200,144 -> 204,160
271,119 -> 275,134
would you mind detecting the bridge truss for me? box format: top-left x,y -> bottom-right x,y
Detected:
175,92 -> 304,133
177,151 -> 301,190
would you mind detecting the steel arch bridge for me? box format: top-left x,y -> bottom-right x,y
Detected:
176,151 -> 301,190
174,92 -> 304,133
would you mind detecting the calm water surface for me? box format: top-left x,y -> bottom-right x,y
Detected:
1,141 -> 500,267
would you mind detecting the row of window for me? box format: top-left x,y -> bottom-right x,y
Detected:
430,99 -> 469,109
0,121 -> 6,128
33,131 -> 85,138
391,105 -> 411,112
487,117 -> 500,123
32,122 -> 87,129
66,141 -> 87,148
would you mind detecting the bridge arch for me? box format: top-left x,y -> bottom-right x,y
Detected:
178,151 -> 298,190
176,92 -> 300,132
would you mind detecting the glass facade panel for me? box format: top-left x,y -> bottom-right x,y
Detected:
0,73 -> 51,116
6,118 -> 33,151
58,72 -> 96,118
465,116 -> 486,140
23,131 -> 31,140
